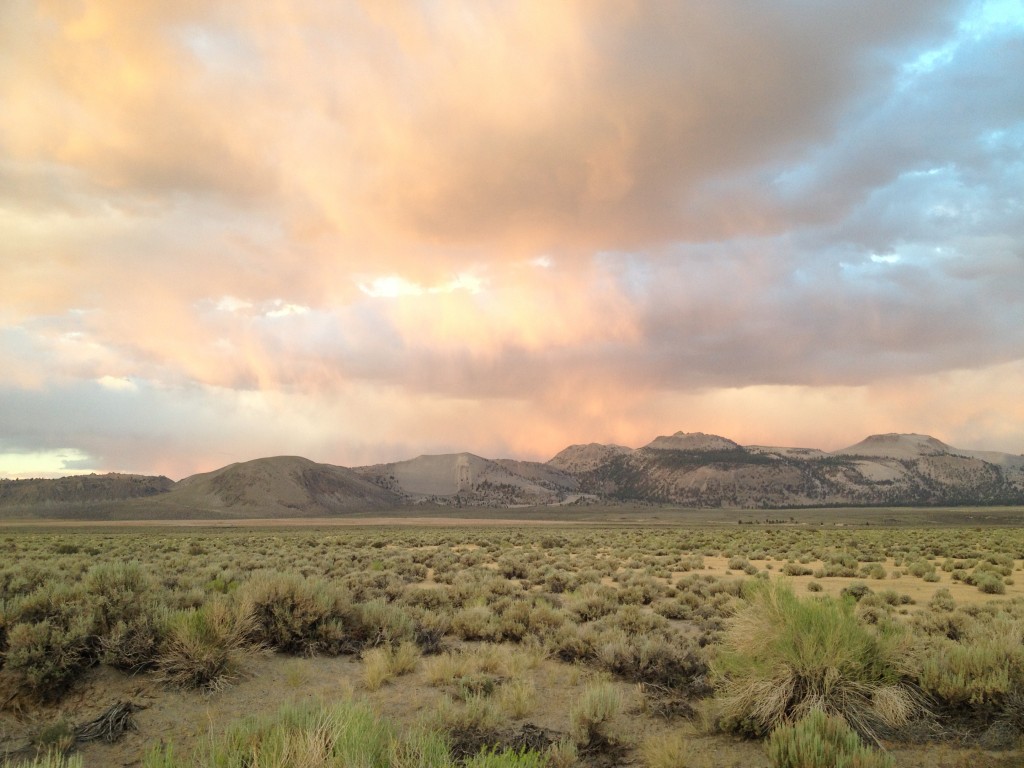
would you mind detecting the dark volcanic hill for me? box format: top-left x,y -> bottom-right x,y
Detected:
0,473 -> 174,518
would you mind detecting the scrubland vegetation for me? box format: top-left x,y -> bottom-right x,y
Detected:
1,523 -> 1023,767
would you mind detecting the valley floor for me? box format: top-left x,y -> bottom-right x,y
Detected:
2,518 -> 1023,767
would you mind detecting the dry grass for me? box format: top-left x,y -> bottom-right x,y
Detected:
640,731 -> 694,768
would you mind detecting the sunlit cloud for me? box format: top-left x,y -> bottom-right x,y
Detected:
97,375 -> 137,392
215,296 -> 253,313
263,300 -> 310,319
1,0 -> 1022,478
358,273 -> 485,299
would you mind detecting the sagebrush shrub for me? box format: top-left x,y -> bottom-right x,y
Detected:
99,607 -> 168,672
236,571 -> 350,654
3,615 -> 94,700
915,617 -> 1024,714
353,599 -> 416,648
158,599 -> 255,690
84,560 -> 153,634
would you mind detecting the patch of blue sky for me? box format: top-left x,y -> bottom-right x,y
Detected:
898,0 -> 1023,90
961,0 -> 1024,36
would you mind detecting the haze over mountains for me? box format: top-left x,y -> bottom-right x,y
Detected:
2,432 -> 1023,519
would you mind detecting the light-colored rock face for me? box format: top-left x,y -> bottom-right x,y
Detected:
546,443 -> 633,473
384,453 -> 489,497
642,432 -> 740,452
355,453 -> 575,505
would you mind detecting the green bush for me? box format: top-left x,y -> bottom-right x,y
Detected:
711,581 -> 915,739
766,709 -> 894,768
975,572 -> 1006,594
4,582 -> 100,693
915,619 -> 1024,713
781,563 -> 813,577
84,560 -> 153,633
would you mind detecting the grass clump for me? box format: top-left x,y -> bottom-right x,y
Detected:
1,754 -> 84,768
363,641 -> 421,691
569,681 -> 622,748
497,678 -> 537,719
545,739 -> 578,768
640,731 -> 693,768
766,709 -> 894,768
711,580 -> 915,740
158,599 -> 255,690
207,699 -> 393,767
430,693 -> 502,736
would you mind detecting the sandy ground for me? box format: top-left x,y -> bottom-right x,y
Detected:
696,555 -> 1024,605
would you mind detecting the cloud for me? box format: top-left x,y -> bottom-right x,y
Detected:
97,375 -> 138,392
2,0 -> 1022,476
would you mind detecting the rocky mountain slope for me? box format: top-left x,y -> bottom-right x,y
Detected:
353,453 -> 577,506
558,431 -> 1024,508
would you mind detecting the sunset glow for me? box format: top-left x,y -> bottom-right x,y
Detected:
2,1 -> 1022,478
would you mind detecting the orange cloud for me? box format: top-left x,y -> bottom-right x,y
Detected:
2,0 -> 1022,478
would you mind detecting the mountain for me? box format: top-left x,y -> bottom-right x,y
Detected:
0,473 -> 174,518
834,433 -> 954,458
549,432 -> 1024,508
157,456 -> 403,517
547,443 -> 634,474
643,432 -> 741,452
3,432 -> 1023,518
353,453 -> 576,506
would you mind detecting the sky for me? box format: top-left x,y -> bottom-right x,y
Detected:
2,1 -> 1023,480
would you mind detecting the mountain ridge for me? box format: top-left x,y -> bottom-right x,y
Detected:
2,432 -> 1022,518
